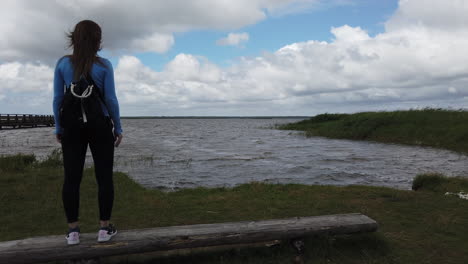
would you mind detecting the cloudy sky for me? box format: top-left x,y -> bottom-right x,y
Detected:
0,0 -> 467,116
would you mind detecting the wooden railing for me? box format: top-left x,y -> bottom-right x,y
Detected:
0,114 -> 55,129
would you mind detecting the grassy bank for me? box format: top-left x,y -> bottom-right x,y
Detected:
0,154 -> 467,263
278,109 -> 468,154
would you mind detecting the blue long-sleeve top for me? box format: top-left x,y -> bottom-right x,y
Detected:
53,56 -> 123,135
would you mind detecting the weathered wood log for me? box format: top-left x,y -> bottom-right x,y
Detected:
0,213 -> 377,264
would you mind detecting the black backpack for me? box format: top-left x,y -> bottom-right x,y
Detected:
59,75 -> 108,128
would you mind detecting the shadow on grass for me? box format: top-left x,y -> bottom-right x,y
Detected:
99,233 -> 391,264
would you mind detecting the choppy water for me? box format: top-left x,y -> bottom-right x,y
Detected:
1,118 -> 467,190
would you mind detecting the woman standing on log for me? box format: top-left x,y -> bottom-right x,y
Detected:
52,20 -> 123,245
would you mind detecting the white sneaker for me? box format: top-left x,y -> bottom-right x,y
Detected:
66,231 -> 80,245
97,224 -> 117,242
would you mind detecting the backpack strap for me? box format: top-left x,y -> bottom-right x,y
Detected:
84,74 -> 110,112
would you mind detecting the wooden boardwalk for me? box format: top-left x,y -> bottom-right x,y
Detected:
0,213 -> 378,264
0,114 -> 54,130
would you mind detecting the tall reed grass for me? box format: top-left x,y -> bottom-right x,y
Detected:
279,108 -> 468,154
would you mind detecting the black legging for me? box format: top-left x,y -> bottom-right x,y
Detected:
61,118 -> 115,223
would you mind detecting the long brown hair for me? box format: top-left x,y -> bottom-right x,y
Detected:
67,20 -> 105,80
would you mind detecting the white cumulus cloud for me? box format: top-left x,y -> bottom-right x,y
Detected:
0,62 -> 53,113
1,0 -> 468,116
217,33 -> 250,46
130,33 -> 175,54
0,0 -> 321,64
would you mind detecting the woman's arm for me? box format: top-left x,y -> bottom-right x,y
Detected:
52,58 -> 65,136
103,59 -> 123,137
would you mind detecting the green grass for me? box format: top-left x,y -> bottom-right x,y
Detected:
278,108 -> 468,154
0,154 -> 467,263
0,153 -> 36,172
412,173 -> 468,193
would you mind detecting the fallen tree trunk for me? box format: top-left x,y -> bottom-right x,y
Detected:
0,213 -> 378,264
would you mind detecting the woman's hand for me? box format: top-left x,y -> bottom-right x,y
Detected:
56,134 -> 62,144
114,134 -> 123,147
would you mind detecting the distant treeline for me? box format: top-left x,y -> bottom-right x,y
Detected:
279,108 -> 468,154
121,116 -> 308,119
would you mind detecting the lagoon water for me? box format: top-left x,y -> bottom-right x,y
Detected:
1,118 -> 468,190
